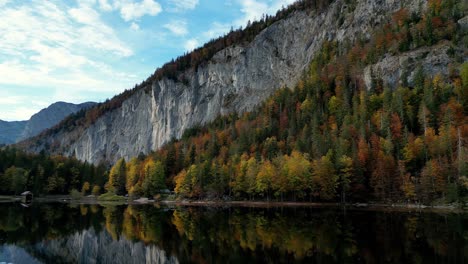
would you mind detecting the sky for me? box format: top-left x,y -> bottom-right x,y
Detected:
0,0 -> 296,121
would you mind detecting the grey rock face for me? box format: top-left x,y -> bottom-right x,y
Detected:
24,0 -> 431,164
458,15 -> 468,30
363,41 -> 464,90
0,102 -> 95,145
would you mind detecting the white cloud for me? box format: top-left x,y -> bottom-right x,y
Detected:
163,20 -> 188,36
118,0 -> 162,21
0,60 -> 128,93
96,0 -> 163,21
0,95 -> 25,106
235,0 -> 297,27
167,0 -> 199,12
0,92 -> 53,121
98,0 -> 113,11
29,43 -> 89,68
1,107 -> 38,121
77,0 -> 97,6
236,0 -> 268,26
184,38 -> 199,51
69,5 -> 101,25
0,0 -> 10,7
203,22 -> 231,39
270,0 -> 296,12
0,2 -> 132,59
130,22 -> 140,30
0,1 -> 138,120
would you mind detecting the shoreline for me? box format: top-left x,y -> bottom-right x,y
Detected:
2,195 -> 466,213
159,200 -> 467,213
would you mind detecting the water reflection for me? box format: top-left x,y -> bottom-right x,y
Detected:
0,203 -> 467,263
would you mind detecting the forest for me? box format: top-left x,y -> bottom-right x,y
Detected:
1,0 -> 467,204
0,148 -> 107,196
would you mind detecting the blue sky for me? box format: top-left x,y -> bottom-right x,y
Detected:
0,0 -> 296,121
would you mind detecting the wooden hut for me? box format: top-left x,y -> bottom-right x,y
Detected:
20,191 -> 33,203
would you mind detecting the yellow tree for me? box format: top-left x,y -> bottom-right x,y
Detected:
142,159 -> 166,197
284,151 -> 311,200
312,152 -> 337,201
245,157 -> 258,199
91,185 -> 101,196
108,158 -> 127,195
174,170 -> 189,197
125,158 -> 140,195
175,165 -> 200,198
256,160 -> 275,200
338,155 -> 353,203
420,159 -> 446,202
81,181 -> 90,195
399,161 -> 416,202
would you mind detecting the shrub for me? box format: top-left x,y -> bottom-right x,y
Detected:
98,192 -> 126,201
70,189 -> 82,200
91,185 -> 101,196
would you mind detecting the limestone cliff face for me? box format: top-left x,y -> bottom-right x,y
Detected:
24,0 -> 429,164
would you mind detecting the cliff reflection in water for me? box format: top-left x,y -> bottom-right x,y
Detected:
0,203 -> 467,263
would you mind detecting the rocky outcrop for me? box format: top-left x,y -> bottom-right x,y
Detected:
458,15 -> 468,30
363,41 -> 463,90
23,0 -> 430,164
0,102 -> 95,145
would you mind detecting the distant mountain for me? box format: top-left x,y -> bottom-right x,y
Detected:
0,102 -> 96,145
0,120 -> 27,145
18,102 -> 96,141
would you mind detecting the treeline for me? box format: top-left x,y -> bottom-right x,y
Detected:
0,148 -> 107,196
105,0 -> 468,203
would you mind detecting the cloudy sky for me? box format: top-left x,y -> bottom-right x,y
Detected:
0,0 -> 296,121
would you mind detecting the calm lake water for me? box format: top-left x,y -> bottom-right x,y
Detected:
0,202 -> 466,264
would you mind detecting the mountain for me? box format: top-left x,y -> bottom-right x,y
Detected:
5,0 -> 467,203
18,101 -> 96,141
0,102 -> 96,145
0,120 -> 27,145
20,0 -> 442,164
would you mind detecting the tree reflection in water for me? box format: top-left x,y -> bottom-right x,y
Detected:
0,203 -> 466,263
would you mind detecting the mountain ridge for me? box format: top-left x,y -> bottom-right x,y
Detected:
0,101 -> 96,145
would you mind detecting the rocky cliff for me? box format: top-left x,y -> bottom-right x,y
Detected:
0,102 -> 95,145
23,0 -> 432,164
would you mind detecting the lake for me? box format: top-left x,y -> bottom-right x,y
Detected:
0,202 -> 466,264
